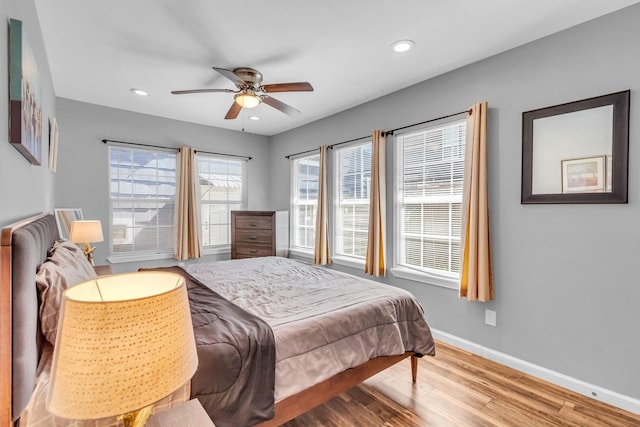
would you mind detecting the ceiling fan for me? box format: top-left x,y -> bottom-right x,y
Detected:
171,67 -> 313,119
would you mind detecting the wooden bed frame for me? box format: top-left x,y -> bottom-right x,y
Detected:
0,213 -> 419,427
255,351 -> 418,427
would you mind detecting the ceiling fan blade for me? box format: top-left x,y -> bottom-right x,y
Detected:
171,88 -> 235,95
262,95 -> 300,116
262,82 -> 314,93
224,101 -> 242,120
213,67 -> 246,87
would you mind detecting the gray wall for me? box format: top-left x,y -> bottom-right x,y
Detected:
4,0 -> 638,405
269,5 -> 640,399
54,99 -> 271,272
0,0 -> 56,227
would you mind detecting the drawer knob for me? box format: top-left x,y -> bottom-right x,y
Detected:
250,222 -> 258,227
250,249 -> 257,253
249,236 -> 258,240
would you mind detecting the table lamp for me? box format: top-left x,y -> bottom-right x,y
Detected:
46,272 -> 198,427
69,220 -> 104,265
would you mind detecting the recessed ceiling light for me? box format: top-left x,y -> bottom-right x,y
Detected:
249,116 -> 260,121
130,88 -> 149,96
391,40 -> 415,53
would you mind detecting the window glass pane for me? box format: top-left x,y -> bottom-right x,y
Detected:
109,147 -> 176,256
291,154 -> 319,250
395,119 -> 466,278
197,155 -> 247,248
335,142 -> 371,259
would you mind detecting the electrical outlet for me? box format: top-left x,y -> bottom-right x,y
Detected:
485,309 -> 496,327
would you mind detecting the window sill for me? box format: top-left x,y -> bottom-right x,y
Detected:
108,245 -> 230,264
107,252 -> 175,264
202,245 -> 231,256
390,266 -> 458,290
288,248 -> 313,259
331,255 -> 365,270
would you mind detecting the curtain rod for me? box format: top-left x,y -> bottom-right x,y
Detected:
284,108 -> 470,159
327,135 -> 371,150
285,134 -> 374,159
385,109 -> 471,135
101,139 -> 252,160
284,147 -> 319,159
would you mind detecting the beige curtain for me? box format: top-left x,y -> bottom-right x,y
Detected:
313,145 -> 331,265
364,130 -> 386,276
174,146 -> 202,260
459,102 -> 494,301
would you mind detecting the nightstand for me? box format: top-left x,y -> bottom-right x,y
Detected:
146,399 -> 215,427
93,264 -> 113,276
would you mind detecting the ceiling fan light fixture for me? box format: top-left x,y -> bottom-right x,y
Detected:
235,92 -> 261,109
391,40 -> 415,53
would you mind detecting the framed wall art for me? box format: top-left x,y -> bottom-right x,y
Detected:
9,18 -> 43,165
521,90 -> 629,204
561,156 -> 606,193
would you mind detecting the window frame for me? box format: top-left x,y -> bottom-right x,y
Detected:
332,140 -> 372,264
107,145 -> 177,263
196,153 -> 248,253
290,152 -> 320,254
391,117 -> 467,289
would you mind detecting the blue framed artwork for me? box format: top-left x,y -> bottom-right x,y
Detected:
9,18 -> 43,165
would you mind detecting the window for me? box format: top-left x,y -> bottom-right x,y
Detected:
109,146 -> 176,258
291,153 -> 319,251
395,119 -> 466,285
334,141 -> 371,260
197,154 -> 247,248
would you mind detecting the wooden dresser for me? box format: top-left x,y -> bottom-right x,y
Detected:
231,211 -> 289,259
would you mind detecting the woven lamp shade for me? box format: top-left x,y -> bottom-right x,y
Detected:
47,272 -> 198,420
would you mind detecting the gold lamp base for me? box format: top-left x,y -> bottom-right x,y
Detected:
82,242 -> 96,266
120,405 -> 154,427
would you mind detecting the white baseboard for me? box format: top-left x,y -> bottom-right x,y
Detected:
430,329 -> 640,415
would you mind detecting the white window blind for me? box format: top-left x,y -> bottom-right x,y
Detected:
395,119 -> 466,280
291,154 -> 319,250
109,146 -> 176,256
334,141 -> 371,259
197,154 -> 247,247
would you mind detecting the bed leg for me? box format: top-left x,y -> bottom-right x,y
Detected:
411,354 -> 418,382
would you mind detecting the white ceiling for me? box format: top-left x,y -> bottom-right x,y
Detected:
34,0 -> 640,136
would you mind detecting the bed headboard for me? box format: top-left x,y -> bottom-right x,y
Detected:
0,213 -> 58,426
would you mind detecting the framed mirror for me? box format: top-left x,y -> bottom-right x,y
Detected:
54,208 -> 84,239
521,90 -> 630,204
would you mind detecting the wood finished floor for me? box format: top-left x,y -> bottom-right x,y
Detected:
281,341 -> 640,427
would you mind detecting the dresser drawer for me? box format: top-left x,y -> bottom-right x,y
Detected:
234,244 -> 274,257
234,216 -> 273,230
234,229 -> 273,244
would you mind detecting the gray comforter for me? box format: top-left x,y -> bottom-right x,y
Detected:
186,257 -> 436,402
153,266 -> 276,427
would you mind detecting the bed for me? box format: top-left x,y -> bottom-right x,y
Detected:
0,213 -> 435,427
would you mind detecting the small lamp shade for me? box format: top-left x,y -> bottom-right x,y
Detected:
47,272 -> 198,421
69,220 -> 104,244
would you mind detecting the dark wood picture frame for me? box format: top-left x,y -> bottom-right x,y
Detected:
521,90 -> 630,204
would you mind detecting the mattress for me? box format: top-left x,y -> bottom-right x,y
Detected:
185,256 -> 436,402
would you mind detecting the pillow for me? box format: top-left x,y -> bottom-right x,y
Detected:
36,239 -> 98,345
